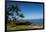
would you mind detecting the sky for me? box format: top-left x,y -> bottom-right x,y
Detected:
6,2 -> 44,20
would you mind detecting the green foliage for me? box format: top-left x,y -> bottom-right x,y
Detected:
16,20 -> 32,25
7,5 -> 24,23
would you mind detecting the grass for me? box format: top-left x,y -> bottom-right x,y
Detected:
7,23 -> 16,31
16,25 -> 33,30
16,25 -> 43,31
7,23 -> 43,31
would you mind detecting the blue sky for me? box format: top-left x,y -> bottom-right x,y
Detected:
7,2 -> 43,19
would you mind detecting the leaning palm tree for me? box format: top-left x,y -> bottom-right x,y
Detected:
7,4 -> 24,24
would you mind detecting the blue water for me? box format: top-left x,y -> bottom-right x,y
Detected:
30,19 -> 43,25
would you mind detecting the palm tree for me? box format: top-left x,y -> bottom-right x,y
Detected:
7,4 -> 24,24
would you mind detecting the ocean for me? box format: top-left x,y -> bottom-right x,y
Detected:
29,19 -> 43,25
